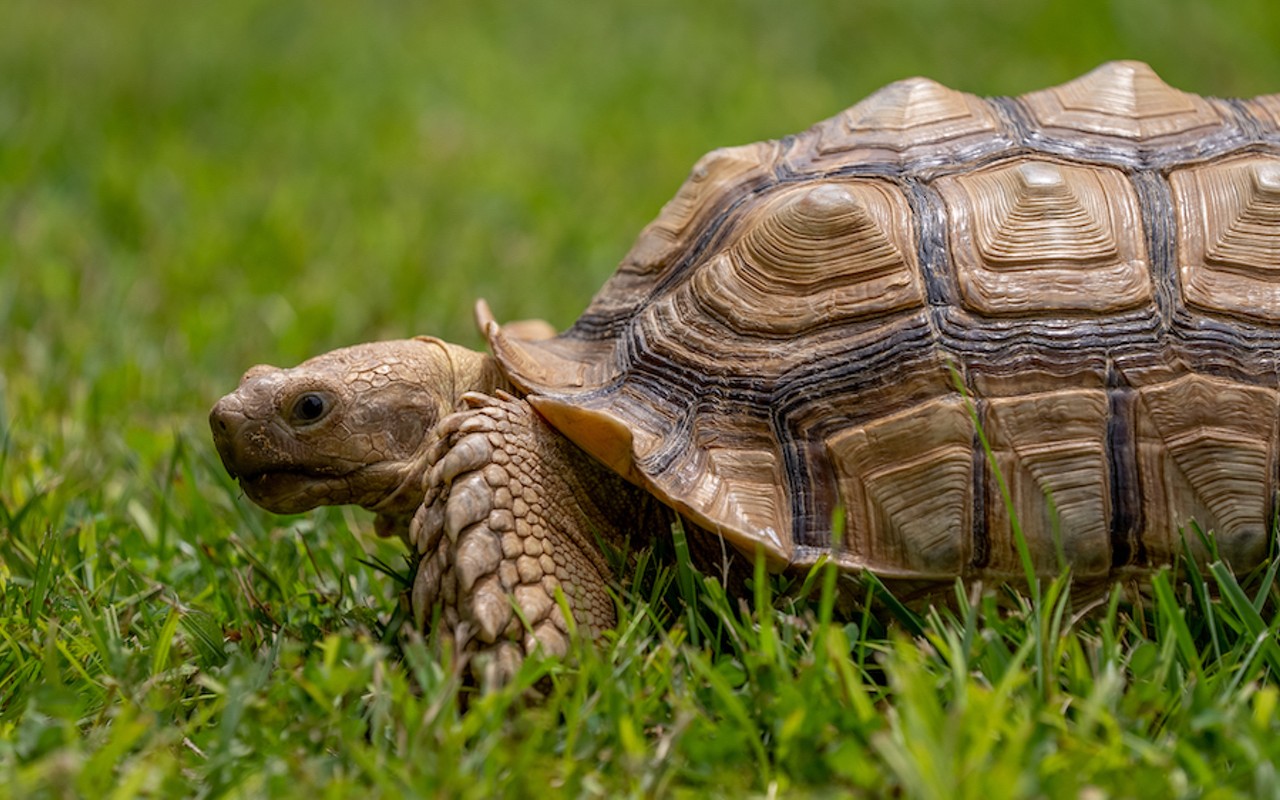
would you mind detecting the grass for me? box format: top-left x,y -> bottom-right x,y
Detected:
3,0 -> 1280,796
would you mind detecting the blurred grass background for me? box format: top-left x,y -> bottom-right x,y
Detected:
3,0 -> 1280,795
6,0 -> 1280,410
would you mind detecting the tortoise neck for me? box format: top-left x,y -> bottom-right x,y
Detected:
369,339 -> 511,542
412,336 -> 513,400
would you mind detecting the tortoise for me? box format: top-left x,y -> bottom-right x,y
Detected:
210,61 -> 1280,677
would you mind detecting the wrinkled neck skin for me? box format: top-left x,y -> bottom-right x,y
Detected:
370,339 -> 512,540
209,336 -> 509,541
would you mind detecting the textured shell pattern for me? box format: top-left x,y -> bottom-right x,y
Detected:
483,61 -> 1280,580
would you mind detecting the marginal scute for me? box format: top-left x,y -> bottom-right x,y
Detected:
1135,375 -> 1277,568
665,447 -> 789,562
486,314 -> 618,394
1020,60 -> 1224,141
691,179 -> 924,334
1171,154 -> 1280,321
525,395 -> 638,482
982,390 -> 1111,576
826,397 -> 974,577
935,157 -> 1151,315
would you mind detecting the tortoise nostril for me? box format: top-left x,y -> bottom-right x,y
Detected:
209,398 -> 242,440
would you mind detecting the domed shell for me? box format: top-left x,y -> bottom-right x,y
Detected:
483,61 -> 1280,580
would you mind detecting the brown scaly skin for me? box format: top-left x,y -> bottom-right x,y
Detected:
209,337 -> 666,682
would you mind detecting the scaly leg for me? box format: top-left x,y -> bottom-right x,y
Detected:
407,391 -> 653,684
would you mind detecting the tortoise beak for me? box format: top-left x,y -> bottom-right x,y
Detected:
209,394 -> 247,480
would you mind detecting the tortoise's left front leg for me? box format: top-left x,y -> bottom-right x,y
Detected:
408,392 -> 656,683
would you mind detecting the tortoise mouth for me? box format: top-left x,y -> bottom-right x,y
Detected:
233,467 -> 349,515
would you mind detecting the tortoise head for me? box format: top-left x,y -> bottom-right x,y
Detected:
209,337 -> 501,516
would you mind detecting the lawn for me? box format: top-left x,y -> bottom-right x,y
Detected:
3,0 -> 1280,796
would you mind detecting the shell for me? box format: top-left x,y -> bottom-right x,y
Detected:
483,61 -> 1280,580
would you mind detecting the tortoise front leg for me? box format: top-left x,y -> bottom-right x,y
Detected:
408,392 -> 637,684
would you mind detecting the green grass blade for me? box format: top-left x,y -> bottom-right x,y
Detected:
150,604 -> 183,677
179,608 -> 229,669
1151,569 -> 1204,680
1210,561 -> 1280,676
953,365 -> 1039,603
1250,552 -> 1279,614
27,528 -> 57,627
670,519 -> 701,648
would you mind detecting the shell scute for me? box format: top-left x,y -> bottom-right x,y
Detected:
1133,375 -> 1276,567
675,446 -> 789,561
584,140 -> 782,326
691,179 -> 924,335
934,156 -> 1151,316
626,142 -> 781,270
825,396 -> 974,576
1171,154 -> 1280,322
787,76 -> 1009,170
1019,60 -> 1227,143
486,62 -> 1280,578
982,389 -> 1112,576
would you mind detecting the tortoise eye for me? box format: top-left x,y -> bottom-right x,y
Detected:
290,392 -> 330,424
